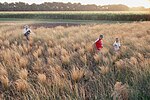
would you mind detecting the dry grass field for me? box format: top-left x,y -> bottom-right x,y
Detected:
0,22 -> 150,100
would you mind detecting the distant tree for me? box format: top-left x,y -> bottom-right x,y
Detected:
0,2 -> 148,11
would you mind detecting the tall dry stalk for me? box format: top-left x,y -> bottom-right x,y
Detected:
111,82 -> 129,100
71,67 -> 85,82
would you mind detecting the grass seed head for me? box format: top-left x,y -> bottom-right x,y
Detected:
14,79 -> 29,92
0,75 -> 9,89
19,69 -> 28,80
71,67 -> 85,82
99,66 -> 110,75
112,82 -> 129,100
37,73 -> 46,83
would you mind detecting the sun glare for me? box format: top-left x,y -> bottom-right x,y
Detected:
94,0 -> 150,8
123,0 -> 150,8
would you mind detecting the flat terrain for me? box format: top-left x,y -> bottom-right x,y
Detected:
0,21 -> 150,99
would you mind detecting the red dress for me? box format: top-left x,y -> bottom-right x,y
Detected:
95,39 -> 103,50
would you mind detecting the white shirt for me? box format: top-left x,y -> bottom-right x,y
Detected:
23,28 -> 31,35
113,41 -> 121,51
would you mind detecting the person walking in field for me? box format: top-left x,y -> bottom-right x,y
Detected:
92,34 -> 104,71
93,34 -> 104,53
23,25 -> 31,41
113,38 -> 121,52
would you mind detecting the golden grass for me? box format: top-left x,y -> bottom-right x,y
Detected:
99,66 -> 110,75
14,79 -> 29,92
80,54 -> 87,63
19,57 -> 28,68
0,75 -> 9,89
71,67 -> 85,82
115,59 -> 125,70
0,22 -> 150,99
61,55 -> 70,64
111,82 -> 128,100
94,54 -> 100,62
0,66 -> 7,77
130,57 -> 138,65
19,69 -> 28,80
52,73 -> 67,89
37,73 -> 46,83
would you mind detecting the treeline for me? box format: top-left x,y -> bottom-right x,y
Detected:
0,2 -> 148,11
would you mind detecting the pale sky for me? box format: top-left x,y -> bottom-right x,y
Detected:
0,0 -> 150,8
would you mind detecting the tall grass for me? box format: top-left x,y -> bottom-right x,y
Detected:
0,22 -> 150,99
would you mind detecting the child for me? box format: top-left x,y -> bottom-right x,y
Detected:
113,38 -> 121,52
23,25 -> 31,41
93,34 -> 104,53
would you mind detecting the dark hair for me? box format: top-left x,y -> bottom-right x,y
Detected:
116,38 -> 119,40
100,34 -> 104,38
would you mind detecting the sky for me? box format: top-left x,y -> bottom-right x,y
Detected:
0,0 -> 150,8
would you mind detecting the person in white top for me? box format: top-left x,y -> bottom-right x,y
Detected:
113,38 -> 121,52
23,25 -> 31,41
